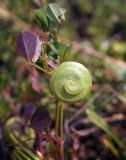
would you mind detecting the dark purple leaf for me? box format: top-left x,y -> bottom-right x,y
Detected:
17,31 -> 42,62
30,107 -> 51,130
24,103 -> 36,125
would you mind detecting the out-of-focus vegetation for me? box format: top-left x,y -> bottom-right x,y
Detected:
0,0 -> 126,160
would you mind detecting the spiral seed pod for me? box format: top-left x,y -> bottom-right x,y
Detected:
12,146 -> 41,160
3,117 -> 35,147
50,61 -> 92,103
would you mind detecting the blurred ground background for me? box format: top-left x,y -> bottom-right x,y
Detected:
0,0 -> 126,160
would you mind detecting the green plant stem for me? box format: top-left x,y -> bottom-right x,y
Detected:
59,103 -> 64,138
55,101 -> 64,138
55,102 -> 60,137
29,62 -> 49,74
41,45 -> 49,71
55,101 -> 64,160
55,101 -> 63,138
34,64 -> 48,74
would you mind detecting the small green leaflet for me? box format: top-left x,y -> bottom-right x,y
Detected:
86,108 -> 125,149
48,42 -> 71,60
35,8 -> 49,32
46,3 -> 65,24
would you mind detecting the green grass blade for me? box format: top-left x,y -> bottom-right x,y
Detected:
86,108 -> 125,149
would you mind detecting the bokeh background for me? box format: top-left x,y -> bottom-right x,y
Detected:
0,0 -> 126,160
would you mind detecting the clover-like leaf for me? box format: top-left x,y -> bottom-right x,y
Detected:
30,107 -> 51,130
46,3 -> 65,24
24,103 -> 36,125
17,31 -> 42,62
35,3 -> 65,32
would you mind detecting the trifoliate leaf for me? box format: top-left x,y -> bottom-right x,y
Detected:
30,107 -> 51,130
17,31 -> 42,62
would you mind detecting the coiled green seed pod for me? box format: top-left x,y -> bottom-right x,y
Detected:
12,145 -> 41,160
50,61 -> 92,103
3,117 -> 35,147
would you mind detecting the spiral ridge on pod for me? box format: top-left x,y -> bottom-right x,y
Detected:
50,61 -> 92,103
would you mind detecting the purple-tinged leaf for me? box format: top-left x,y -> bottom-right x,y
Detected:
17,31 -> 42,62
48,60 -> 58,69
30,107 -> 51,130
24,103 -> 36,125
31,68 -> 42,93
31,76 -> 41,93
32,0 -> 43,7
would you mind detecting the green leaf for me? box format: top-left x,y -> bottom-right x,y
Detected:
48,42 -> 69,60
102,136 -> 120,158
50,43 -> 59,54
35,3 -> 65,32
48,42 -> 60,60
46,3 -> 65,24
50,42 -> 70,54
86,108 -> 125,149
35,8 -> 49,32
